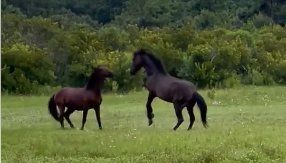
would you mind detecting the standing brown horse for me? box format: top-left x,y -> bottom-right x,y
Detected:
48,67 -> 113,130
130,49 -> 208,130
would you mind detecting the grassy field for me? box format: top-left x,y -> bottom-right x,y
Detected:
1,86 -> 286,162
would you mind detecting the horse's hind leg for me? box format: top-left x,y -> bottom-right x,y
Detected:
64,108 -> 75,128
173,103 -> 184,131
187,101 -> 196,130
58,105 -> 65,128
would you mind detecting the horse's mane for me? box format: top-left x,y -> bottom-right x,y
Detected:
86,68 -> 104,90
137,49 -> 167,74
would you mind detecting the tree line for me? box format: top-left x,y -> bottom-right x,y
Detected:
1,0 -> 286,94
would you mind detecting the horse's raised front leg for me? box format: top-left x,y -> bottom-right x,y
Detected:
173,103 -> 184,131
64,108 -> 75,128
146,92 -> 155,126
81,109 -> 88,130
94,106 -> 102,130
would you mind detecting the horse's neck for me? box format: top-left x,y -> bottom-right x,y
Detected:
86,87 -> 101,96
85,80 -> 103,94
143,58 -> 164,76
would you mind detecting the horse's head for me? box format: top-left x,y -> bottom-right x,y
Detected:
86,67 -> 113,90
92,67 -> 113,79
130,49 -> 145,75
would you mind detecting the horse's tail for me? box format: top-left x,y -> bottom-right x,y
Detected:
194,92 -> 208,128
48,95 -> 59,121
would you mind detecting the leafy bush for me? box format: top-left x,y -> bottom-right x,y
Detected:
1,9 -> 286,94
252,13 -> 273,28
2,43 -> 55,94
275,61 -> 286,84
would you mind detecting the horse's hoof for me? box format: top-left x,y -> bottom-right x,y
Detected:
173,126 -> 179,131
80,128 -> 84,130
148,120 -> 153,126
187,125 -> 193,130
99,127 -> 102,130
203,123 -> 208,128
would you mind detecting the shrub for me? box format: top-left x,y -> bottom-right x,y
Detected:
1,43 -> 55,94
275,61 -> 286,84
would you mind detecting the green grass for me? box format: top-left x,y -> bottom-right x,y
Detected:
2,86 -> 286,162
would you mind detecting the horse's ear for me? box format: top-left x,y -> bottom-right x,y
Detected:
138,49 -> 146,54
134,48 -> 147,56
92,66 -> 101,71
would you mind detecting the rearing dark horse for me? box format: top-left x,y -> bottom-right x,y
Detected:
130,49 -> 208,130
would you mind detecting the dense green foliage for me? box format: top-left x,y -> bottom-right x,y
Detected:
1,0 -> 286,94
2,87 -> 286,162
